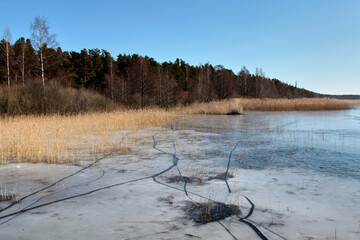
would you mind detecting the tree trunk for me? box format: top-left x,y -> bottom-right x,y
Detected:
22,42 -> 25,86
185,65 -> 189,89
40,47 -> 45,86
140,60 -> 144,108
158,68 -> 162,106
6,41 -> 10,88
110,60 -> 114,101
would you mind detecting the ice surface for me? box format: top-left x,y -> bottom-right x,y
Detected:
1,108 -> 359,239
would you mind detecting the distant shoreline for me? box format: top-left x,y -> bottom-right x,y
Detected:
321,94 -> 360,100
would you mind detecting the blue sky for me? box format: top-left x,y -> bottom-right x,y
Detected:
1,0 -> 359,94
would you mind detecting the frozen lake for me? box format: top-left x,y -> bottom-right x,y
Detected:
179,107 -> 360,180
1,108 -> 359,239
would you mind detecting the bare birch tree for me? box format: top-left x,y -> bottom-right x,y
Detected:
30,16 -> 57,86
2,29 -> 11,88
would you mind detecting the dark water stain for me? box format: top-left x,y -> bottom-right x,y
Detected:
167,176 -> 202,184
207,172 -> 234,181
184,201 -> 240,223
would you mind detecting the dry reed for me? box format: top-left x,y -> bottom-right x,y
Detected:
238,98 -> 355,111
178,98 -> 355,114
0,109 -> 175,164
350,99 -> 360,105
177,99 -> 244,115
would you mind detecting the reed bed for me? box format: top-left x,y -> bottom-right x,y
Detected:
178,99 -> 244,115
238,98 -> 355,111
350,99 -> 360,105
0,109 -> 175,164
179,98 -> 355,114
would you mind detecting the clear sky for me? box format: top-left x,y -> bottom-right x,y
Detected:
1,0 -> 359,94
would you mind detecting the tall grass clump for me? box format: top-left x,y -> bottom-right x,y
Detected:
0,82 -> 115,116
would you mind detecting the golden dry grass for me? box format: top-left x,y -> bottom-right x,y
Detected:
0,109 -> 175,164
177,99 -> 244,115
350,99 -> 360,105
179,98 -> 355,113
238,98 -> 355,111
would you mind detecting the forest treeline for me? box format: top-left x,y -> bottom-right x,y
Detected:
1,21 -> 319,110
